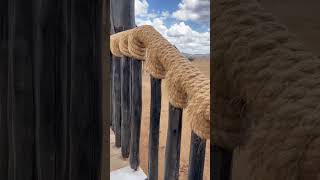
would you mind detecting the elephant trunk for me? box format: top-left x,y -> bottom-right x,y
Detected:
213,0 -> 320,179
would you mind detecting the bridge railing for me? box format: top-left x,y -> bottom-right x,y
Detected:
110,25 -> 217,180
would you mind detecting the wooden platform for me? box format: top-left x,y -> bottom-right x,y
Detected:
111,166 -> 147,180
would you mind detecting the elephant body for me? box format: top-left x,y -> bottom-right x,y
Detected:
213,0 -> 320,179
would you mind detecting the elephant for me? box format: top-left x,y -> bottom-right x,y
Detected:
213,0 -> 320,179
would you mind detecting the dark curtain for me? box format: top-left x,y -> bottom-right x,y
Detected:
0,0 -> 107,180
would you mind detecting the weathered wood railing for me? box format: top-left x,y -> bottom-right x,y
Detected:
108,48 -> 235,179
110,61 -> 209,180
110,1 -> 211,177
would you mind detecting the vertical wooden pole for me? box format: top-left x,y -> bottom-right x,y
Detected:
188,131 -> 206,180
111,0 -> 135,158
148,76 -> 162,180
101,1 -> 109,178
33,0 -> 67,179
110,53 -> 114,130
164,104 -> 183,180
129,60 -> 142,170
61,0 -> 71,178
68,0 -> 103,179
0,0 -> 8,178
110,0 -> 115,137
212,145 -> 233,180
112,53 -> 122,147
7,0 -> 36,179
120,54 -> 131,158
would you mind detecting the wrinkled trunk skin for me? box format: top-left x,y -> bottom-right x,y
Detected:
213,0 -> 320,179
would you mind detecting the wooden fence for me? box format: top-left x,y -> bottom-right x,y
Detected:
110,1 -> 216,180
109,40 -> 208,179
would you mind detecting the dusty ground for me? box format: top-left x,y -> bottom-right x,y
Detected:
139,59 -> 210,180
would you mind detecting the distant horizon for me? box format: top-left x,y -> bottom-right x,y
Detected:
182,52 -> 210,55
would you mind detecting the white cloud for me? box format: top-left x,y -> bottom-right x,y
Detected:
172,0 -> 210,24
136,18 -> 210,54
166,22 -> 210,54
135,0 -> 149,16
134,0 -> 210,54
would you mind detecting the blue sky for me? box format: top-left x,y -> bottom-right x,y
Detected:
135,0 -> 210,54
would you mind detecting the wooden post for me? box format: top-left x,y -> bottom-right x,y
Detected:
188,131 -> 206,180
7,0 -> 36,179
0,58 -> 8,180
110,53 -> 114,130
164,104 -> 183,180
0,1 -> 8,178
101,1 -> 110,179
212,145 -> 233,180
61,1 -> 71,178
111,0 -> 136,152
110,7 -> 115,133
120,53 -> 131,158
148,77 -> 162,180
3,0 -> 106,179
111,0 -> 135,158
68,0 -> 104,179
112,52 -> 122,147
110,3 -> 121,148
33,0 -> 68,179
129,59 -> 142,170
118,19 -> 132,159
